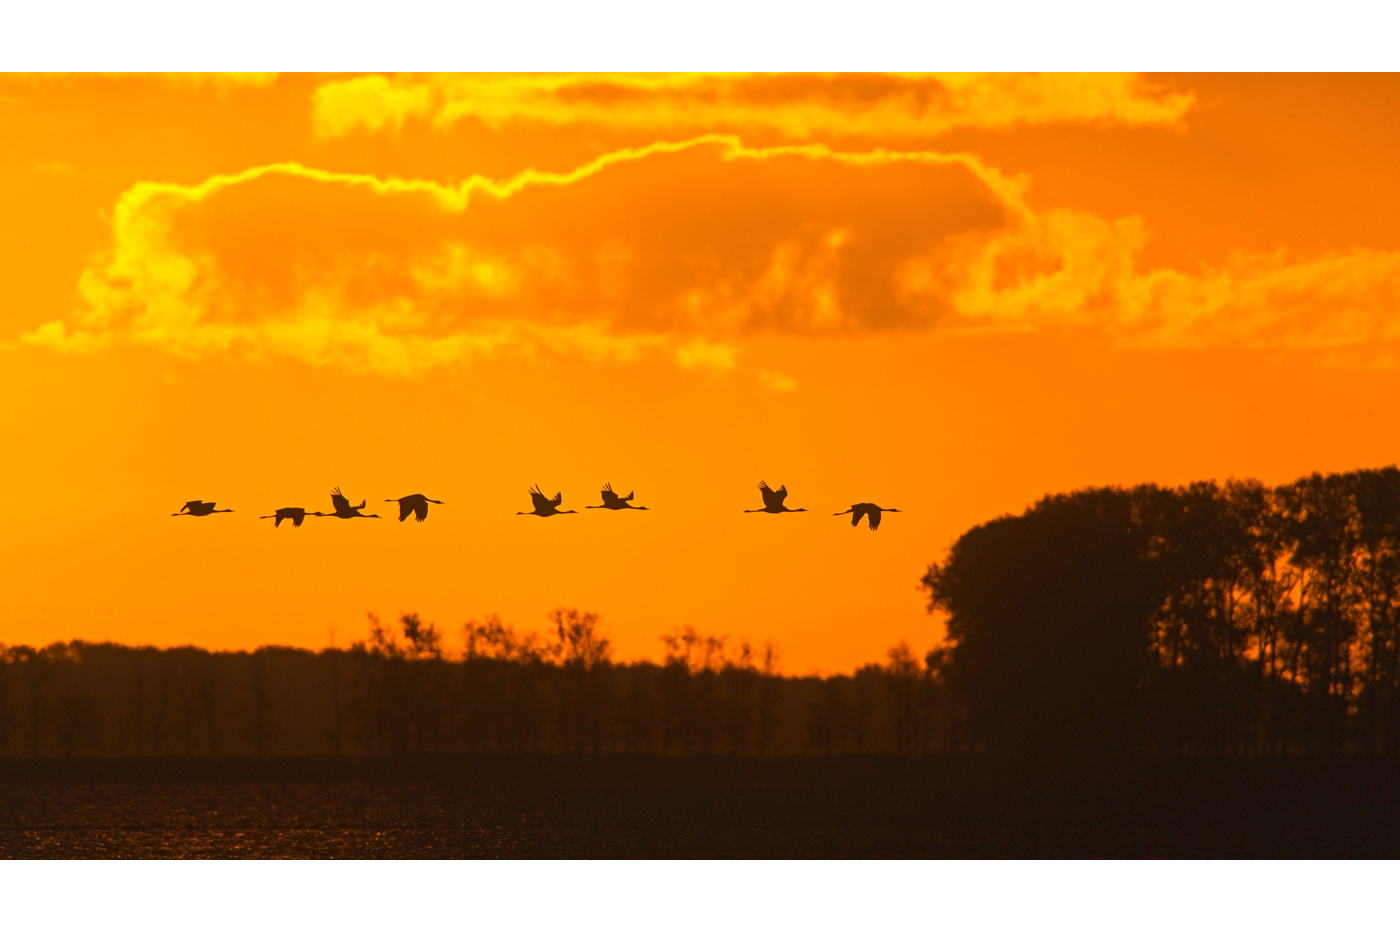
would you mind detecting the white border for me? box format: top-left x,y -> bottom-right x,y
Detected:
1,860 -> 1394,931
1,0 -> 1397,71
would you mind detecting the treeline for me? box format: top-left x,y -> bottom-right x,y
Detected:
0,610 -> 964,758
18,466 -> 1393,759
922,467 -> 1400,755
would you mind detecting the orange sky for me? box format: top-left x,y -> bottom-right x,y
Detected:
4,73 -> 1400,672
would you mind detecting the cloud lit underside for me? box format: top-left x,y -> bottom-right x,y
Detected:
24,134 -> 1400,376
310,73 -> 1197,140
26,137 -> 1009,375
945,211 -> 1400,352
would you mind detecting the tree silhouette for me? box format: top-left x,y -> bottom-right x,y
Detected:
23,460 -> 1400,765
192,652 -> 224,756
922,486 -> 1163,752
1352,468 -> 1400,752
917,467 -> 1400,755
885,641 -> 921,755
756,639 -> 783,756
548,608 -> 613,750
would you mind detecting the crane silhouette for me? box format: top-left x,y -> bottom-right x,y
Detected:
386,493 -> 443,523
518,485 -> 576,517
586,483 -> 649,511
173,500 -> 233,517
316,487 -> 380,519
834,503 -> 901,530
744,481 -> 807,514
260,507 -> 323,528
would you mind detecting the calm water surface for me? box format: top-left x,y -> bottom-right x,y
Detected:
1,756 -> 1396,858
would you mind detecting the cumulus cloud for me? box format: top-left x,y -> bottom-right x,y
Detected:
24,132 -> 1400,376
926,208 -> 1400,352
311,73 -> 1195,141
25,136 -> 1010,375
311,75 -> 432,137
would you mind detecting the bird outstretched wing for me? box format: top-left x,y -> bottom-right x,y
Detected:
600,484 -> 621,507
758,482 -> 789,509
412,498 -> 428,522
758,481 -> 780,510
549,490 -> 563,508
395,499 -> 414,522
866,506 -> 882,531
528,485 -> 551,510
848,505 -> 865,528
330,488 -> 350,512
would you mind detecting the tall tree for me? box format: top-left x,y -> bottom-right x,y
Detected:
922,486 -> 1164,752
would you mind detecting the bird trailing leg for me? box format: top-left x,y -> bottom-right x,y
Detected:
834,503 -> 899,530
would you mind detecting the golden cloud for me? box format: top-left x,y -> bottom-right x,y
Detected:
928,209 -> 1400,351
26,136 -> 1010,375
25,133 -> 1400,375
311,73 -> 1195,141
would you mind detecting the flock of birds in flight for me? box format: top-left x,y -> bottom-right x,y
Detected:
172,482 -> 901,530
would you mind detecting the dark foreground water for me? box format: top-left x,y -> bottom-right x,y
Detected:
1,755 -> 1397,858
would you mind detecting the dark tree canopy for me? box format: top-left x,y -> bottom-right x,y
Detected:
923,467 -> 1400,756
922,486 -> 1163,751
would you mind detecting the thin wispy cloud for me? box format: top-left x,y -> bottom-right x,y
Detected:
311,73 -> 1196,140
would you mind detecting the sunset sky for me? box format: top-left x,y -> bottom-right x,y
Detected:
4,73 -> 1400,671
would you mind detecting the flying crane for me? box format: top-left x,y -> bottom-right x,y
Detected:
173,500 -> 233,517
834,503 -> 901,531
318,488 -> 380,519
743,481 -> 807,514
386,493 -> 443,523
586,483 -> 649,511
260,507 -> 323,527
518,485 -> 576,517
